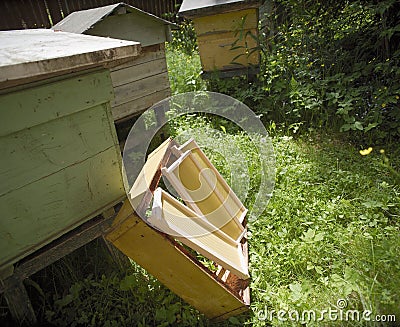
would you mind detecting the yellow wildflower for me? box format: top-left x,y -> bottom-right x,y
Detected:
360,147 -> 373,156
380,149 -> 385,154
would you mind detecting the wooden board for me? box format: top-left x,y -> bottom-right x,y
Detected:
112,71 -> 169,107
0,103 -> 116,196
112,88 -> 171,122
162,140 -> 247,242
111,57 -> 168,88
0,70 -> 114,137
110,45 -> 170,121
126,138 -> 173,215
149,188 -> 249,279
0,146 -> 124,270
106,200 -> 249,320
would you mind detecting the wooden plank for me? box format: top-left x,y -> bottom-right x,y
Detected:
111,57 -> 168,87
0,103 -> 116,197
106,200 -> 249,320
149,188 -> 249,279
0,146 -> 124,271
3,277 -> 37,325
111,44 -> 165,71
125,138 -> 173,215
0,70 -> 114,137
46,0 -> 64,26
112,71 -> 170,107
112,88 -> 171,122
193,8 -> 258,36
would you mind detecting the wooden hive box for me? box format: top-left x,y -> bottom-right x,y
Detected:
0,29 -> 140,279
52,2 -> 176,123
106,138 -> 250,320
179,0 -> 262,78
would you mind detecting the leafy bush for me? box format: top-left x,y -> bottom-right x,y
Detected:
207,0 -> 400,142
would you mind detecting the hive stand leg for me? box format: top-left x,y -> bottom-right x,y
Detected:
3,277 -> 37,326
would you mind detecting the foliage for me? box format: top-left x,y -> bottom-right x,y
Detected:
167,19 -> 199,56
207,0 -> 400,142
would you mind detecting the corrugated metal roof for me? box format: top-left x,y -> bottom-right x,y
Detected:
52,2 -> 174,34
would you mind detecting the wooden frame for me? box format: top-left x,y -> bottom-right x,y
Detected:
162,138 -> 247,243
149,188 -> 249,279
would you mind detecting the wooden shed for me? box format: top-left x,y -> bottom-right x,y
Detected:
179,0 -> 262,77
52,3 -> 175,123
0,29 -> 140,323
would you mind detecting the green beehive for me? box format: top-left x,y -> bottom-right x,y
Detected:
0,29 -> 140,279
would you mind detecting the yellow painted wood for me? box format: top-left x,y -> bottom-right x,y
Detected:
193,9 -> 258,36
192,8 -> 259,71
106,200 -> 249,320
197,30 -> 259,71
149,188 -> 249,279
126,138 -> 172,212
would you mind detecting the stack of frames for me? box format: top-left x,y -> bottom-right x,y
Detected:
106,138 -> 250,320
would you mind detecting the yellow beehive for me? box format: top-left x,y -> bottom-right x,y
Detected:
179,0 -> 262,77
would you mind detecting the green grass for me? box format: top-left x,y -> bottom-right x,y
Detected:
4,40 -> 399,327
17,121 -> 399,326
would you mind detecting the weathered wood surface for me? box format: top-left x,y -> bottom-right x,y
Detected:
112,88 -> 171,122
0,29 -> 140,90
3,277 -> 37,326
193,8 -> 259,72
111,57 -> 168,88
0,70 -> 125,274
193,7 -> 258,35
112,71 -> 169,107
0,0 -> 182,31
